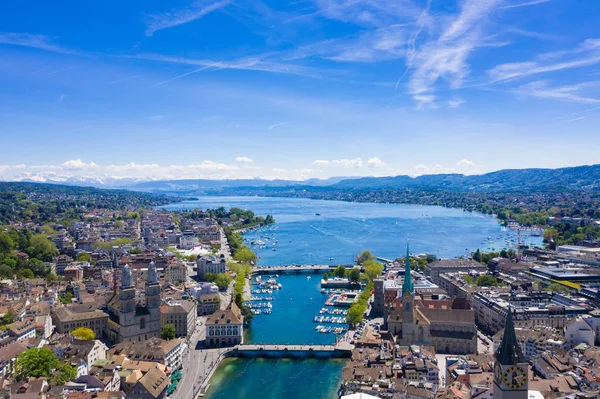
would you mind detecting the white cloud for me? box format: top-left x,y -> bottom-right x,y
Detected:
313,160 -> 330,165
235,156 -> 253,163
58,94 -> 66,104
145,0 -> 232,36
331,158 -> 364,168
367,157 -> 384,168
415,164 -> 428,171
60,159 -> 97,170
456,159 -> 477,168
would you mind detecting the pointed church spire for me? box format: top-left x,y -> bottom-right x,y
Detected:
496,306 -> 525,365
402,242 -> 414,296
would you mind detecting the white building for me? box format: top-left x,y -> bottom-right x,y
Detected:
205,303 -> 243,347
179,231 -> 198,250
564,317 -> 595,349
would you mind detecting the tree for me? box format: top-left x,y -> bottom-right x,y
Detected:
17,268 -> 34,279
0,233 -> 14,254
76,252 -> 91,262
346,306 -> 364,327
26,234 -> 58,262
71,327 -> 95,340
213,273 -> 233,291
0,310 -> 16,326
0,264 -> 13,278
14,348 -> 61,380
52,363 -> 77,385
233,246 -> 257,264
363,259 -> 383,282
349,268 -> 361,283
59,292 -> 74,304
333,265 -> 346,278
161,324 -> 176,340
546,283 -> 570,295
475,275 -> 498,287
357,250 -> 375,265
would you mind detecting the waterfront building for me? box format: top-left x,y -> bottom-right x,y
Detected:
160,299 -> 197,338
386,249 -> 477,354
105,262 -> 161,343
197,255 -> 227,279
205,302 -> 243,347
493,308 -> 529,399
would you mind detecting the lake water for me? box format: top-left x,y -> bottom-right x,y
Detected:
161,196 -> 541,265
159,196 -> 541,399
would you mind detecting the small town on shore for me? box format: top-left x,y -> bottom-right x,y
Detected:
1,186 -> 600,399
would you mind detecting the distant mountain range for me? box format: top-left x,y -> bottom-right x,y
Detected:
4,164 -> 600,193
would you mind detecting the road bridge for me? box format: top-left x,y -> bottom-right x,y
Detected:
252,264 -> 354,274
234,344 -> 353,358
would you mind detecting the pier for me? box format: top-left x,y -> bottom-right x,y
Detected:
252,264 -> 354,274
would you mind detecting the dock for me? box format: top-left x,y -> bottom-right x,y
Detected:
252,264 -> 354,274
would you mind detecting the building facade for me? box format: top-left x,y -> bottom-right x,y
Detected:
205,303 -> 243,347
105,262 -> 161,343
197,255 -> 227,279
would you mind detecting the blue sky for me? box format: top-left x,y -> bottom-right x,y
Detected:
1,0 -> 599,182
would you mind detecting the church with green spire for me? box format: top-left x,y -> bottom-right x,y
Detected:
385,243 -> 478,354
493,307 -> 529,399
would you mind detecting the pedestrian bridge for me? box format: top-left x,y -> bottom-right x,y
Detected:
252,264 -> 354,274
233,344 -> 352,358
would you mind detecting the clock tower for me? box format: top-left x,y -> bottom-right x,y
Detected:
493,307 -> 528,399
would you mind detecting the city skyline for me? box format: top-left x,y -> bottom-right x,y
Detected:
1,0 -> 600,181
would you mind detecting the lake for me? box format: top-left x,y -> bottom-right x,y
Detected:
161,196 -> 540,265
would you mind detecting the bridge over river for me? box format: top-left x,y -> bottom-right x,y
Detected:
232,343 -> 353,358
252,264 -> 354,274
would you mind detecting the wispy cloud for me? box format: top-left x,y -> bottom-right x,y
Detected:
565,116 -> 586,123
267,122 -> 288,130
313,160 -> 329,165
488,38 -> 600,83
515,80 -> 600,104
448,97 -> 465,108
0,32 -> 78,55
235,156 -> 253,163
145,0 -> 232,36
331,158 -> 363,168
499,0 -> 552,10
58,94 -> 66,104
150,115 -> 167,121
149,63 -> 222,87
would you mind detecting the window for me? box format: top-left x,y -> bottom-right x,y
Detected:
140,318 -> 146,329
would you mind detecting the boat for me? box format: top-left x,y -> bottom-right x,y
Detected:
307,276 -> 311,280
315,213 -> 321,216
329,257 -> 334,261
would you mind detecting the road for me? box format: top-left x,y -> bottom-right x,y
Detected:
170,317 -> 231,399
219,228 -> 231,262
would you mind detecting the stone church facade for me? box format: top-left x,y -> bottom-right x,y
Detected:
386,248 -> 477,354
105,262 -> 161,343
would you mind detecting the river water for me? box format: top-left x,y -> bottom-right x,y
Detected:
159,196 -> 542,398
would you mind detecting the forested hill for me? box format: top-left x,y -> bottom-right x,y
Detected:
0,182 -> 181,224
331,164 -> 600,191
